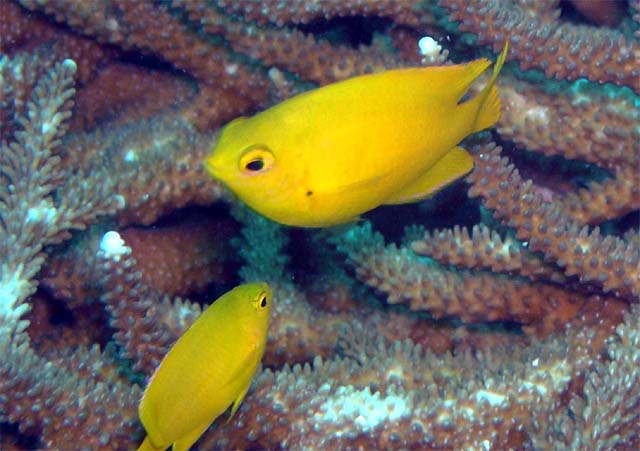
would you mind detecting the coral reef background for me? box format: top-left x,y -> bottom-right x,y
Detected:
0,0 -> 638,449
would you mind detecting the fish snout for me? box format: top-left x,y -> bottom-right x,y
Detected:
204,154 -> 221,178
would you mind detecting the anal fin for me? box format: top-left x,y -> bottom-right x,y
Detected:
227,383 -> 250,422
137,435 -> 166,451
171,420 -> 211,451
384,147 -> 474,205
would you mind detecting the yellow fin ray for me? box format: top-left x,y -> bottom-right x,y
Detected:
322,170 -> 391,196
171,420 -> 211,451
445,58 -> 493,103
462,42 -> 509,134
228,383 -> 251,421
373,59 -> 492,103
384,147 -> 474,205
137,435 -> 165,451
221,353 -> 256,423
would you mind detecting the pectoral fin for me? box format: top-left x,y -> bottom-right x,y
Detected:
384,147 -> 474,205
327,171 -> 392,196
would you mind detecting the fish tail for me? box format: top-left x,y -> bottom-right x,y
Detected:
137,435 -> 165,451
469,41 -> 509,133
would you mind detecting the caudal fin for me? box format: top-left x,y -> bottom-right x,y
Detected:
469,42 -> 509,133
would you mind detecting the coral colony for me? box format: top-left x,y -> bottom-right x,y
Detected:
1,1 -> 639,449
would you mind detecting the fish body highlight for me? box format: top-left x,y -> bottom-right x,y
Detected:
137,283 -> 272,451
206,44 -> 508,227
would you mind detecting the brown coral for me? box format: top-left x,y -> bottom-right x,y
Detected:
0,0 -> 638,449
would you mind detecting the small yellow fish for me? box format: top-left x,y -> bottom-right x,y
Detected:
205,43 -> 508,228
137,283 -> 272,451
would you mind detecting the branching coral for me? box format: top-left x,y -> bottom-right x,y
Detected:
0,53 -> 128,448
467,143 -> 639,299
0,53 -> 116,333
440,0 -> 640,92
1,0 -> 639,449
529,303 -> 640,450
196,302 -> 635,450
1,332 -> 141,449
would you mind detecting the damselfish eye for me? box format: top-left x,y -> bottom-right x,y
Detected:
239,145 -> 274,174
245,158 -> 264,172
259,296 -> 268,308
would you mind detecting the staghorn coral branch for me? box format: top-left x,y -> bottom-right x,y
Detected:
181,1 -> 412,87
412,223 -> 567,283
528,303 -> 640,449
197,319 -> 597,450
498,74 -> 640,172
70,62 -> 196,130
0,51 -> 129,448
18,0 -> 273,127
0,55 -> 73,333
0,52 -> 118,337
0,332 -> 142,449
440,0 -> 640,92
214,0 -> 428,28
467,143 -> 640,300
1,1 -> 637,448
97,233 -> 199,375
0,1 -> 118,85
61,114 -> 224,226
332,222 -> 593,334
558,166 -> 640,225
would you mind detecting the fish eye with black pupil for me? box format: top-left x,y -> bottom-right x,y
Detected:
260,296 -> 267,308
245,159 -> 264,171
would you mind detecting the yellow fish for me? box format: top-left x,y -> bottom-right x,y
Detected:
205,43 -> 508,228
137,283 -> 272,451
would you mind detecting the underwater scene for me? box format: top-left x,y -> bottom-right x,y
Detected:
1,0 -> 639,449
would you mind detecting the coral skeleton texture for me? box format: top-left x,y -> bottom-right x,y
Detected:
0,0 -> 638,449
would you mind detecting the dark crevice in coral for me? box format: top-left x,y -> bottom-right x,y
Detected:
297,16 -> 393,47
142,203 -> 232,228
365,185 -> 480,244
559,0 -> 626,27
0,421 -> 40,450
